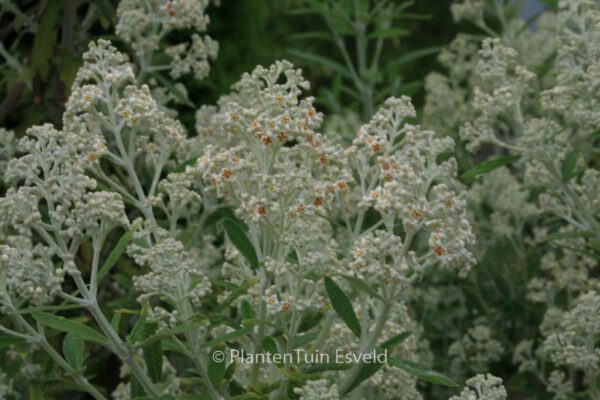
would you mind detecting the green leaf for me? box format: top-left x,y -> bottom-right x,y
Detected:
161,338 -> 189,354
32,312 -> 109,347
14,303 -> 82,315
59,56 -> 83,94
286,49 -> 351,78
388,356 -> 458,387
142,322 -> 162,383
380,331 -> 412,350
28,384 -> 46,400
342,361 -> 384,394
368,28 -> 410,39
298,310 -> 324,333
134,316 -> 207,349
131,376 -> 144,399
304,362 -> 352,374
127,312 -> 147,344
260,336 -> 279,355
240,300 -> 256,320
543,231 -> 594,241
63,334 -> 85,369
324,277 -> 361,338
151,72 -> 195,108
0,335 -> 27,349
31,2 -> 62,78
291,32 -> 333,42
223,218 -> 259,269
341,275 -> 382,300
204,327 -> 252,348
111,311 -> 123,332
174,157 -> 199,173
208,348 -> 226,389
394,46 -> 441,66
561,148 -> 580,181
293,332 -> 318,348
97,229 -> 134,284
230,394 -> 266,400
221,278 -> 260,307
588,240 -> 600,253
460,155 -> 521,182
398,80 -> 422,97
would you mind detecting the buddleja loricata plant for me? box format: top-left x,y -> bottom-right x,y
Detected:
116,0 -> 219,110
422,0 -> 600,398
0,11 -> 481,400
194,59 -> 476,398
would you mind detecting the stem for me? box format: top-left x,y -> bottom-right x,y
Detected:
6,309 -> 106,400
38,336 -> 107,400
545,160 -> 600,236
250,268 -> 268,388
175,286 -> 221,400
338,301 -> 392,395
337,229 -> 414,395
87,300 -> 161,398
273,276 -> 304,400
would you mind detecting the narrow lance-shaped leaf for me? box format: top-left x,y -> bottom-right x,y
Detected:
223,218 -> 259,269
97,228 -> 134,283
207,347 -> 226,389
203,327 -> 252,348
324,276 -> 361,338
31,2 -> 62,78
240,300 -> 256,320
394,46 -> 441,66
32,312 -> 110,347
342,361 -> 384,395
368,27 -> 410,39
151,72 -> 195,108
341,274 -> 383,301
142,322 -> 162,383
134,316 -> 207,349
561,148 -> 580,181
388,356 -> 458,388
380,331 -> 412,350
286,49 -> 351,78
63,333 -> 85,369
460,155 -> 521,182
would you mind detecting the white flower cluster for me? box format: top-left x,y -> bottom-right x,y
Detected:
0,371 -> 15,399
128,231 -> 212,311
543,290 -> 600,372
116,0 -> 218,81
348,96 -> 475,275
468,167 -> 537,240
449,325 -> 504,376
0,236 -> 63,310
1,123 -> 129,242
450,374 -> 507,400
293,379 -> 338,400
64,39 -> 186,173
196,60 -> 347,243
451,0 -> 485,24
526,245 -> 597,304
189,58 -> 476,394
438,1 -> 600,236
425,2 -> 600,399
